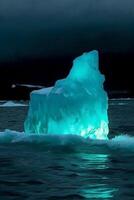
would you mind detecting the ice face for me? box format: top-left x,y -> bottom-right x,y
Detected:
24,50 -> 109,140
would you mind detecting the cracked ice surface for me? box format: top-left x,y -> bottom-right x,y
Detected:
24,50 -> 109,140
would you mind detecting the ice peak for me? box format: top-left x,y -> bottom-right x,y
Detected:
68,50 -> 99,81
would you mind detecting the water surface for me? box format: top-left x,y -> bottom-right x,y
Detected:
0,99 -> 134,200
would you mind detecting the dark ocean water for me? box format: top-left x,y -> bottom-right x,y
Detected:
0,99 -> 134,200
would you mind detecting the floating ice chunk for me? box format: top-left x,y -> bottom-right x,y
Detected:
24,50 -> 109,140
0,101 -> 27,107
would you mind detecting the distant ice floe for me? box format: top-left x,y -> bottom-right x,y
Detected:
109,98 -> 133,106
110,98 -> 132,101
0,101 -> 27,107
109,102 -> 127,106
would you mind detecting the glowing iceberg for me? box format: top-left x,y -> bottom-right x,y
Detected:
24,50 -> 109,139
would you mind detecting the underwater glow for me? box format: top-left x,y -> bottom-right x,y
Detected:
24,50 -> 109,139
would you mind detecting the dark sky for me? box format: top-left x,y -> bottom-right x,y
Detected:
0,0 -> 134,61
0,0 -> 134,98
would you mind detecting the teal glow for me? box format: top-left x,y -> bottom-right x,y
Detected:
81,184 -> 117,199
24,50 -> 109,140
79,153 -> 118,199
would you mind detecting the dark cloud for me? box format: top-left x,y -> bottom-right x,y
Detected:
0,0 -> 134,61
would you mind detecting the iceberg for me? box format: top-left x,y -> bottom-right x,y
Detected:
24,50 -> 109,139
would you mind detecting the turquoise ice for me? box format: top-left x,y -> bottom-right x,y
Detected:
24,50 -> 109,139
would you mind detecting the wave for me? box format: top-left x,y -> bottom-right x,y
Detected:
0,130 -> 134,154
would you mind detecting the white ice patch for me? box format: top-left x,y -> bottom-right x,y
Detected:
32,87 -> 53,96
